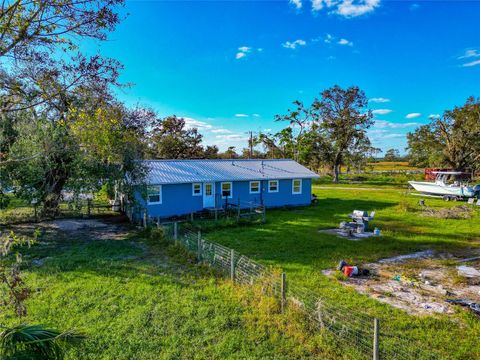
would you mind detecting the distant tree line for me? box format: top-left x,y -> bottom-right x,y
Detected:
406,97 -> 480,173
145,86 -> 379,183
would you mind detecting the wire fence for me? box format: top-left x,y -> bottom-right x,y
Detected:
0,198 -> 115,225
161,222 -> 439,360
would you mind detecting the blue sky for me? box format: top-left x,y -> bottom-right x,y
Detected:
90,0 -> 480,153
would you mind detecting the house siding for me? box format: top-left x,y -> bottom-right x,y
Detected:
133,178 -> 313,219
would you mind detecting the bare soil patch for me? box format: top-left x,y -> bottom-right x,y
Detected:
324,250 -> 480,316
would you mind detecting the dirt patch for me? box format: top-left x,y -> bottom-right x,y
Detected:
319,228 -> 379,241
44,219 -> 110,231
324,250 -> 480,316
421,205 -> 473,219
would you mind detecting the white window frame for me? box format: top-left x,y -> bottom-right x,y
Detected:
268,180 -> 279,193
221,182 -> 233,199
292,179 -> 302,194
249,180 -> 260,194
147,185 -> 162,204
192,182 -> 202,196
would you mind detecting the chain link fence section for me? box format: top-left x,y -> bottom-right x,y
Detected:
161,222 -> 438,360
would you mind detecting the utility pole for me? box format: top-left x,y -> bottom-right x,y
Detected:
249,131 -> 253,159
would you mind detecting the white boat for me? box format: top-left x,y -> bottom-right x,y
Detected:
408,171 -> 479,200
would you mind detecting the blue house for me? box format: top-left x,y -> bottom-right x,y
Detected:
130,159 -> 319,220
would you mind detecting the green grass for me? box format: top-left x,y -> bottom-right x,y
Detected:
314,172 -> 424,187
203,186 -> 480,359
368,161 -> 420,171
2,187 -> 480,358
0,194 -> 114,225
0,226 -> 327,359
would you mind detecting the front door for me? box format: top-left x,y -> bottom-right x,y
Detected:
203,182 -> 215,208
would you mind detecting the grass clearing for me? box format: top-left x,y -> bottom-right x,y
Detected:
0,221 -> 327,359
2,186 -> 480,358
203,186 -> 480,359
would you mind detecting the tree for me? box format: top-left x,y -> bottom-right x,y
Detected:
0,0 -> 124,113
2,91 -> 153,215
407,97 -> 480,172
221,146 -> 238,159
203,145 -> 220,159
311,85 -> 374,182
149,116 -> 205,159
384,148 -> 400,162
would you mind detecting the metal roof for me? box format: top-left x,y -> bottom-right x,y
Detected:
141,159 -> 320,185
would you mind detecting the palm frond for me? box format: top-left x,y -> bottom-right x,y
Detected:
0,323 -> 84,360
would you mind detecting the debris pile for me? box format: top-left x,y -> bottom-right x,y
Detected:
323,250 -> 480,316
421,205 -> 473,219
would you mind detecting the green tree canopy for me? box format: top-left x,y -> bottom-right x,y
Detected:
407,97 -> 480,172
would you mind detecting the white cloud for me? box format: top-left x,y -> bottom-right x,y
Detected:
462,59 -> 480,68
234,113 -> 249,118
369,97 -> 390,103
290,0 -> 303,9
214,134 -> 250,145
311,0 -> 324,11
336,0 -> 380,17
184,118 -> 213,130
252,114 -> 261,117
458,49 -> 480,59
369,129 -> 404,139
405,113 -> 422,119
428,114 -> 441,120
235,46 -> 251,60
374,120 -> 419,129
324,33 -> 334,43
211,128 -> 232,134
383,133 -> 405,139
372,109 -> 393,115
338,38 -> 353,46
282,39 -> 307,49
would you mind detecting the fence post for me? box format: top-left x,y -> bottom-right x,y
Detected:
87,199 -> 91,216
281,272 -> 286,313
230,249 -> 235,282
143,210 -> 147,228
262,206 -> 266,223
173,222 -> 178,241
237,197 -> 241,221
373,318 -> 379,360
190,212 -> 194,221
197,231 -> 202,261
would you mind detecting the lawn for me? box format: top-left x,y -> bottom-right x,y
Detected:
2,187 -> 480,359
0,221 -> 329,359
203,186 -> 480,359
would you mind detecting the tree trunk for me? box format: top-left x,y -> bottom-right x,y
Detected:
42,176 -> 68,218
41,153 -> 71,218
333,163 -> 340,183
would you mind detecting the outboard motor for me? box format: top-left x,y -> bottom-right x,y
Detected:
473,184 -> 480,196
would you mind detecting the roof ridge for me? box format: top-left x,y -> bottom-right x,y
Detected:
142,159 -> 294,162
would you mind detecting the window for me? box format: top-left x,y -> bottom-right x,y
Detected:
147,185 -> 162,204
292,179 -> 302,194
192,183 -> 202,196
221,182 -> 232,198
205,183 -> 213,196
249,181 -> 260,194
268,180 -> 279,193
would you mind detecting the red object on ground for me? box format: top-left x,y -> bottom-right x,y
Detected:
343,266 -> 355,277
